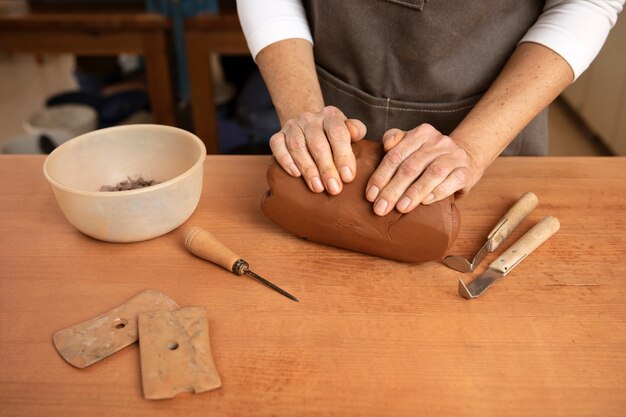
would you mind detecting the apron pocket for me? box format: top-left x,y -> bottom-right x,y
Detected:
317,65 -> 481,139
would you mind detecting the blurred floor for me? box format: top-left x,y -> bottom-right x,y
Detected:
0,52 -> 612,156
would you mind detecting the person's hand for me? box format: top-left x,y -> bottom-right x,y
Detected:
365,124 -> 484,216
269,106 -> 367,195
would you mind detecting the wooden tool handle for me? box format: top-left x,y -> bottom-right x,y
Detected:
490,216 -> 560,275
184,227 -> 241,273
487,192 -> 539,251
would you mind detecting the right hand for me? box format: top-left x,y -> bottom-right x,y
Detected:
269,106 -> 367,195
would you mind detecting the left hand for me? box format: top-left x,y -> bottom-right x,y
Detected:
365,124 -> 484,216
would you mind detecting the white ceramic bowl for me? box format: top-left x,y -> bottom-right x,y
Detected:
43,124 -> 206,242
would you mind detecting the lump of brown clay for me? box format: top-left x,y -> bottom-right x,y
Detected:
261,140 -> 461,263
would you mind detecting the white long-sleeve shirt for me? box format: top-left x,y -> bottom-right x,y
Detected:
237,0 -> 623,80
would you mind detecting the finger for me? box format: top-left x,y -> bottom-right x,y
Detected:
382,128 -> 406,151
324,116 -> 356,184
283,121 -> 324,193
269,131 -> 301,177
345,119 -> 367,142
372,150 -> 444,216
300,120 -> 343,195
395,157 -> 458,212
397,166 -> 467,212
365,130 -> 427,203
422,167 -> 469,205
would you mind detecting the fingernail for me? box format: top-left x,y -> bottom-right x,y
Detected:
311,177 -> 324,192
327,178 -> 341,195
340,166 -> 353,182
374,198 -> 388,215
423,193 -> 435,204
366,185 -> 379,202
397,197 -> 411,212
289,164 -> 301,177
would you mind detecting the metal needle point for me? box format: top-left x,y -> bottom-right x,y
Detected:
243,268 -> 299,302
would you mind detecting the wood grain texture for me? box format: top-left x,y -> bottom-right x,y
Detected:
491,216 -> 560,273
487,191 -> 538,251
1,155 -> 625,417
184,227 -> 241,273
53,290 -> 180,368
138,307 -> 221,400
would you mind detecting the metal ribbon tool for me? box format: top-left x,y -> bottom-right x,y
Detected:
443,192 -> 539,273
458,216 -> 560,299
443,192 -> 560,299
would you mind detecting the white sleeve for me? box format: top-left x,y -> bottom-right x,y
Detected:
236,0 -> 623,78
236,0 -> 313,60
520,0 -> 624,80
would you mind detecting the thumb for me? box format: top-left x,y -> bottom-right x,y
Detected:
345,119 -> 367,142
382,128 -> 406,152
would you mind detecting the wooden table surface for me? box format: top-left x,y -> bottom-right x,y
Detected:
1,155 -> 625,417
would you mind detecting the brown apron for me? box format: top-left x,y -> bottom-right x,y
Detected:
303,0 -> 548,156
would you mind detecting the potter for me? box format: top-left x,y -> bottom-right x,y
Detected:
238,0 -> 622,214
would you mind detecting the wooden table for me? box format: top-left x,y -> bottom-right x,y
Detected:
1,155 -> 625,416
0,1 -> 177,126
185,10 -> 248,154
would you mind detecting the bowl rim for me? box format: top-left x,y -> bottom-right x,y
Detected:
43,124 -> 207,197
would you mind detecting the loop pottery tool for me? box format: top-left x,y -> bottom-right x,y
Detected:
184,227 -> 299,302
458,215 -> 560,299
443,192 -> 538,272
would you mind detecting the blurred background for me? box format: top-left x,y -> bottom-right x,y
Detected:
0,0 -> 623,156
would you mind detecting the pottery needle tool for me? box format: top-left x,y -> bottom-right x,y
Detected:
458,216 -> 560,299
184,227 -> 299,302
443,192 -> 538,273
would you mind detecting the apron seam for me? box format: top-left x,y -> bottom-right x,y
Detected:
382,0 -> 425,11
322,78 -> 477,113
385,98 -> 390,132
